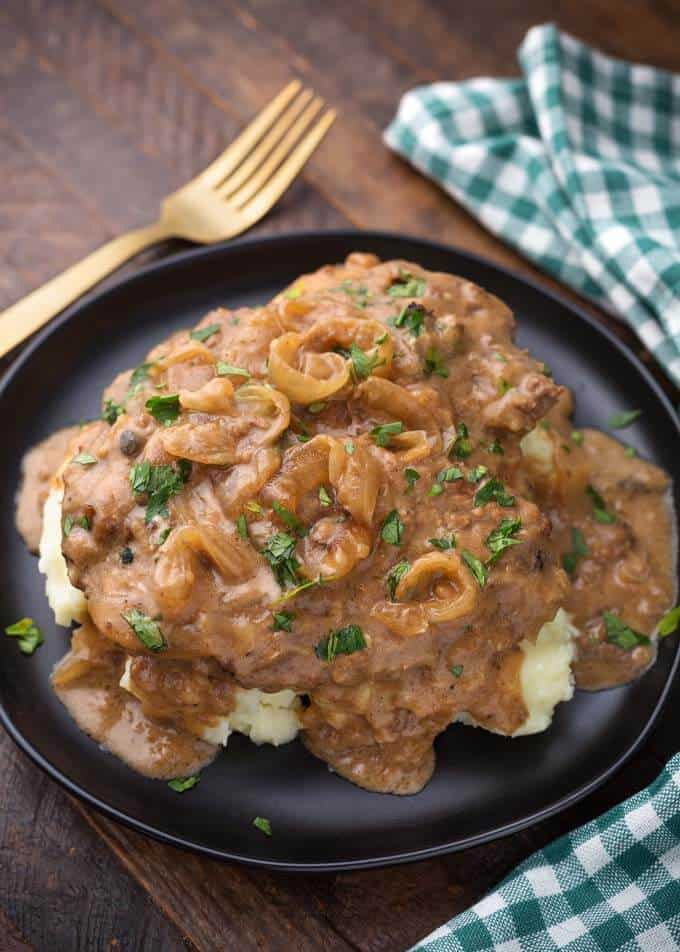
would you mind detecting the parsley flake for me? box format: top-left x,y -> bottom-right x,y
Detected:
467,465 -> 489,483
5,617 -> 44,655
102,398 -> 124,425
318,486 -> 332,507
371,421 -> 404,447
487,439 -> 504,455
272,501 -> 307,537
236,514 -> 248,540
145,393 -> 180,426
168,776 -> 200,792
392,302 -> 428,336
404,467 -> 420,491
315,624 -> 366,662
485,518 -> 522,564
462,550 -> 488,588
381,509 -> 404,545
386,561 -> 410,599
423,346 -> 449,378
603,611 -> 649,650
73,452 -> 97,466
438,466 -> 464,483
586,485 -> 616,524
190,323 -> 221,343
262,532 -> 301,588
272,611 -> 294,632
349,342 -> 383,381
216,361 -> 251,379
253,816 -> 272,836
450,422 -> 472,459
608,409 -> 641,429
562,527 -> 588,576
345,441 -> 355,455
658,605 -> 680,638
474,476 -> 515,508
120,547 -> 134,565
122,609 -> 166,652
451,664 -> 464,678
571,430 -> 584,446
129,460 -> 191,523
429,535 -> 456,550
388,271 -> 426,298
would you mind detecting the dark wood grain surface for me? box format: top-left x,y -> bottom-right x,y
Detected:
1,2 -> 678,949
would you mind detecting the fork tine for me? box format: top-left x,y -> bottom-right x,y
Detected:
236,110 -> 336,223
224,97 -> 325,207
195,80 -> 302,189
216,87 -> 315,197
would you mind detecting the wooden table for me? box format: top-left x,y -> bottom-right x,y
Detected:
1,2 -> 677,949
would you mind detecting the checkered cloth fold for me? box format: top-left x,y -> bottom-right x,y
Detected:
411,755 -> 680,951
385,24 -> 680,386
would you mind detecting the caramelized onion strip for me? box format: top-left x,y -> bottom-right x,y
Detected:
268,333 -> 350,404
395,552 -> 478,624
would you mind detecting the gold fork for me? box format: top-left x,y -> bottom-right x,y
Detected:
0,81 -> 335,360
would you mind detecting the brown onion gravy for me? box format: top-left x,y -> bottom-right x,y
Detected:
15,254 -> 676,793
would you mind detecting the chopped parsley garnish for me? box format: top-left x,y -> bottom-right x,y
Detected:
129,460 -> 191,523
129,361 -> 153,394
658,605 -> 680,638
120,547 -> 134,565
381,509 -> 404,545
474,476 -> 515,508
168,776 -> 200,792
253,816 -> 272,836
429,535 -> 456,550
451,664 -> 464,678
296,428 -> 311,443
262,532 -> 301,588
145,393 -> 181,426
392,302 -> 428,336
493,352 -> 508,363
497,378 -> 512,395
349,342 -> 383,380
345,441 -> 355,455
386,561 -> 410,599
315,624 -> 366,662
428,483 -> 444,497
102,398 -> 124,425
571,430 -> 584,446
5,618 -> 44,655
63,515 -> 90,537
467,465 -> 488,483
562,527 -> 588,576
485,518 -> 522,565
603,611 -> 650,650
190,323 -> 220,342
122,609 -> 166,652
245,500 -> 263,514
438,466 -> 464,483
586,484 -> 616,524
156,527 -> 172,546
334,280 -> 370,307
608,409 -> 641,429
462,550 -> 488,588
542,364 -> 553,377
624,446 -> 637,458
371,421 -> 404,447
273,575 -> 322,605
308,401 -> 327,413
423,346 -> 449,378
236,514 -> 248,540
388,271 -> 426,298
283,284 -> 304,300
404,467 -> 420,491
450,422 -> 472,459
272,501 -> 307,537
216,361 -> 251,379
73,452 -> 98,466
272,611 -> 294,632
318,486 -> 332,507
487,439 -> 504,455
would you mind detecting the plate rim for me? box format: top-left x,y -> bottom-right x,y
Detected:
1,228 -> 678,872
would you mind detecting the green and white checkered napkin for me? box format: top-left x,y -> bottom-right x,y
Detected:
411,755 -> 680,951
384,24 -> 680,386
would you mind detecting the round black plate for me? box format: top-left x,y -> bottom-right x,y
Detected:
0,231 -> 678,871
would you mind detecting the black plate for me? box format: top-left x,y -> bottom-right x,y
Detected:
0,231 -> 678,871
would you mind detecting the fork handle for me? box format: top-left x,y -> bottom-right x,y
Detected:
0,221 -> 170,360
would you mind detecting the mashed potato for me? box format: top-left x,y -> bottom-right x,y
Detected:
456,607 -> 576,737
38,482 -> 88,627
40,482 -> 575,749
